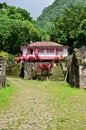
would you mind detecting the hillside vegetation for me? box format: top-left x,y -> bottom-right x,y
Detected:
37,0 -> 86,30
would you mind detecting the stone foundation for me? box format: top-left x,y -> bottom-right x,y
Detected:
24,62 -> 35,79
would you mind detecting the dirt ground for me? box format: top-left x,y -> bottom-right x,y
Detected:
0,78 -> 86,130
0,78 -> 58,130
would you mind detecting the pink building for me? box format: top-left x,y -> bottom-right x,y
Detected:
16,41 -> 69,62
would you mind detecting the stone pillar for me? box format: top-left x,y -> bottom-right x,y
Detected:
24,61 -> 34,79
0,56 -> 6,88
79,65 -> 86,89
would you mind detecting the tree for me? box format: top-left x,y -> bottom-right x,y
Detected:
0,14 -> 23,54
21,20 -> 41,43
0,3 -> 41,54
0,15 -> 41,54
50,6 -> 86,53
0,3 -> 32,22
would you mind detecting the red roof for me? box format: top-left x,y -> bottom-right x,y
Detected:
28,42 -> 68,48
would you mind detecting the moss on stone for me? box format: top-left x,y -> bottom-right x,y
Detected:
73,48 -> 83,65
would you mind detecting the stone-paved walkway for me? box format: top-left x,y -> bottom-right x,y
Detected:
0,78 -> 58,130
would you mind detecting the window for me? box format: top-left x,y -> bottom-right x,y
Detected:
58,48 -> 63,52
38,48 -> 44,53
58,48 -> 63,55
47,48 -> 54,53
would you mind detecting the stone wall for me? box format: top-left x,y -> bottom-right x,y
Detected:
24,61 -> 35,79
67,48 -> 86,89
79,65 -> 86,89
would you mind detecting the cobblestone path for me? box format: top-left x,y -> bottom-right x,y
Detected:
0,78 -> 58,130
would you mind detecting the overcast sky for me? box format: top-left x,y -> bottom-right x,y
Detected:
0,0 -> 55,19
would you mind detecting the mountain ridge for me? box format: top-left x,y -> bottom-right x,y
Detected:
36,0 -> 86,30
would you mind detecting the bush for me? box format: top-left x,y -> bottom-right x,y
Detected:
6,64 -> 21,77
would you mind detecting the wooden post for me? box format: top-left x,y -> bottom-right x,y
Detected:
0,56 -> 6,88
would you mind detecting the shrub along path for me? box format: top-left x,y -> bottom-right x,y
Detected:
0,78 -> 86,130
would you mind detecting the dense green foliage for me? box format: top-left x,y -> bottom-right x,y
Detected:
50,6 -> 86,52
0,2 -> 41,54
0,51 -> 9,59
6,64 -> 21,77
37,0 -> 86,30
0,2 -> 86,55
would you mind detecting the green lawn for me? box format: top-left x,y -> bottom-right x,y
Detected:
26,80 -> 86,130
0,79 -> 86,129
0,81 -> 17,113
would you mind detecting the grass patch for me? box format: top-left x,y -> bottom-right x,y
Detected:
1,78 -> 86,129
26,80 -> 86,129
0,81 -> 17,113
